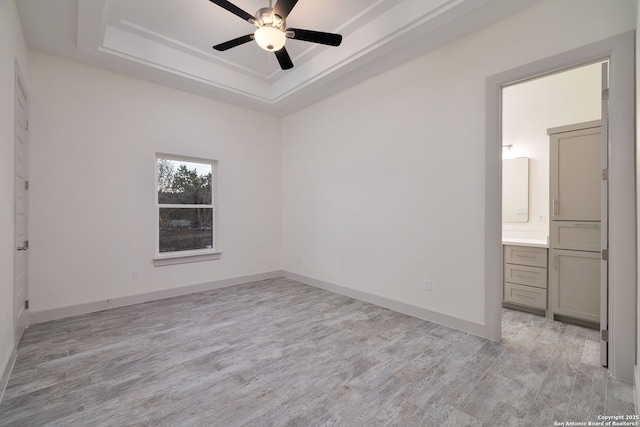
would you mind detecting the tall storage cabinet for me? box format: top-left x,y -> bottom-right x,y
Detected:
548,120 -> 601,325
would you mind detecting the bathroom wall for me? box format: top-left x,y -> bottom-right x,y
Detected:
502,62 -> 602,241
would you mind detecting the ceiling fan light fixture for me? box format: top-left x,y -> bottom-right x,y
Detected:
254,26 -> 286,51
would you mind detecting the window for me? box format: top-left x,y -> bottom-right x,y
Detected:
154,154 -> 220,266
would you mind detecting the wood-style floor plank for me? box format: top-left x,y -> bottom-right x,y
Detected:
0,278 -> 635,426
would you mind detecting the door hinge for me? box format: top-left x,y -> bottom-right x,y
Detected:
602,169 -> 608,181
25,300 -> 29,310
25,180 -> 29,190
24,120 -> 29,131
601,329 -> 608,342
602,88 -> 610,101
602,249 -> 608,261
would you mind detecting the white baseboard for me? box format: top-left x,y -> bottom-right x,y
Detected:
30,270 -> 284,324
635,365 -> 639,415
283,271 -> 490,339
0,344 -> 17,404
29,269 -> 490,341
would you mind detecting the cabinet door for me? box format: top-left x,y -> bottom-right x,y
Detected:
551,221 -> 600,252
550,126 -> 601,221
550,249 -> 600,324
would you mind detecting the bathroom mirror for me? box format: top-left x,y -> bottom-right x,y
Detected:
503,157 -> 529,222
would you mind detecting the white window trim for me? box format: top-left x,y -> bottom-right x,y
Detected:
154,153 -> 221,266
153,249 -> 222,267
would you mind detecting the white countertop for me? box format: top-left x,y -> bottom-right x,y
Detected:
502,236 -> 548,248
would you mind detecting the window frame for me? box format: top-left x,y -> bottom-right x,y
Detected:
153,153 -> 221,266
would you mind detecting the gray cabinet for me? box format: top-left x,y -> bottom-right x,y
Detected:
549,122 -> 601,221
550,221 -> 600,252
548,121 -> 601,325
550,249 -> 600,323
503,245 -> 548,311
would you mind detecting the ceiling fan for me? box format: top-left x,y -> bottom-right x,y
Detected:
209,0 -> 343,70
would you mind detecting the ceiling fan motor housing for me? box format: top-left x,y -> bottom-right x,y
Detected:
257,8 -> 285,29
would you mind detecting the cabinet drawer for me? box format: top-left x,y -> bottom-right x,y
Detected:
504,245 -> 548,268
504,283 -> 547,309
551,221 -> 600,252
505,264 -> 547,289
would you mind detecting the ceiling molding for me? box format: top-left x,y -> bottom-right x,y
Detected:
17,0 -> 543,116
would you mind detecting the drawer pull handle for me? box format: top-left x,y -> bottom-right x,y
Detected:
514,293 -> 535,299
553,199 -> 558,216
515,274 -> 537,279
515,254 -> 536,259
571,223 -> 599,228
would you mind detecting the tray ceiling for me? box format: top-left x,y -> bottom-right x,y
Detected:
16,0 -> 541,115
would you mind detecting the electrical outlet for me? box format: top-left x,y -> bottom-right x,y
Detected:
424,279 -> 432,291
132,269 -> 142,279
538,215 -> 545,224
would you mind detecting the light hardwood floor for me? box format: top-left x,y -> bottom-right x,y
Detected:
0,277 -> 635,426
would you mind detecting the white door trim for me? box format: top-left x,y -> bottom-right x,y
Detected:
485,31 -> 635,382
600,61 -> 609,368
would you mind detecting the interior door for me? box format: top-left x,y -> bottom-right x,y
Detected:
600,61 -> 609,367
14,63 -> 29,344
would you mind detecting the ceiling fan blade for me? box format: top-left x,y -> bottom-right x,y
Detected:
213,34 -> 254,51
273,0 -> 298,20
286,28 -> 342,47
209,0 -> 256,24
274,47 -> 294,70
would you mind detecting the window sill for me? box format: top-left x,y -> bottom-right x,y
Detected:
153,250 -> 222,267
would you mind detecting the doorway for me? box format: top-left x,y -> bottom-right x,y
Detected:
500,62 -> 606,362
485,31 -> 635,382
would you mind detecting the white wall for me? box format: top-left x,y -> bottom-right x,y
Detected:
27,51 -> 282,313
0,0 -> 28,391
502,63 -> 602,239
281,0 -> 636,327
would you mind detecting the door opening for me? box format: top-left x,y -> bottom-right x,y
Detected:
499,61 -> 608,366
486,31 -> 635,382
